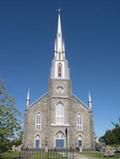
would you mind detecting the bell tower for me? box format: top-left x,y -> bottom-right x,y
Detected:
49,11 -> 71,98
50,11 -> 70,80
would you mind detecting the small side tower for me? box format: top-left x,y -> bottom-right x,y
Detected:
26,89 -> 30,110
22,89 -> 30,148
88,91 -> 92,109
88,91 -> 95,149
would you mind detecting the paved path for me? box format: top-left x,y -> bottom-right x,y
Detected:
74,152 -> 94,159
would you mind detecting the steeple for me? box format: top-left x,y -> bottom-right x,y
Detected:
50,11 -> 70,79
26,89 -> 30,109
54,10 -> 65,59
88,91 -> 92,108
57,11 -> 62,34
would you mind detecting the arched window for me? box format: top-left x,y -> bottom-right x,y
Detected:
58,63 -> 62,77
55,131 -> 65,148
56,102 -> 64,125
77,135 -> 83,147
76,113 -> 82,130
35,135 -> 41,148
35,112 -> 41,130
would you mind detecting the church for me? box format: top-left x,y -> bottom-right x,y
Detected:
22,12 -> 95,150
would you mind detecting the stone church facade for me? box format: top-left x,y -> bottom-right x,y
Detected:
22,13 -> 95,150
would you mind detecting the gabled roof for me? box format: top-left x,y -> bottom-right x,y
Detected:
72,93 -> 89,110
28,92 -> 89,110
29,92 -> 48,108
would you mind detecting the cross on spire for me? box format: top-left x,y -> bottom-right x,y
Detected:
58,8 -> 61,13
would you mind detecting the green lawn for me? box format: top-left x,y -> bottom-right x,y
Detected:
0,150 -> 68,159
19,150 -> 67,159
81,151 -> 120,159
0,151 -> 19,159
1,150 -> 120,159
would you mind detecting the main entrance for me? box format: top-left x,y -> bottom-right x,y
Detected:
35,135 -> 41,148
55,131 -> 65,148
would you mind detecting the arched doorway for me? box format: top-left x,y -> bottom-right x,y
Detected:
35,135 -> 41,148
77,135 -> 82,147
55,131 -> 65,148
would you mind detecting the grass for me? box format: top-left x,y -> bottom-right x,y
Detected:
81,151 -> 104,157
0,151 -> 19,159
0,150 -> 67,159
19,150 -> 67,159
1,150 -> 120,159
81,151 -> 120,159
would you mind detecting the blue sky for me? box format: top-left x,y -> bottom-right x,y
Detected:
0,0 -> 120,138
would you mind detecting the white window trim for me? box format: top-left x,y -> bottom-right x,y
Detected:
76,113 -> 83,131
55,61 -> 65,79
56,102 -> 64,125
77,135 -> 83,147
35,112 -> 42,130
55,131 -> 65,148
34,134 -> 41,148
58,63 -> 62,78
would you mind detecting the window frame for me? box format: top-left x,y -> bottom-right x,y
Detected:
56,102 -> 64,125
57,63 -> 62,78
76,113 -> 83,131
77,135 -> 83,147
55,131 -> 65,148
34,134 -> 41,148
35,112 -> 41,130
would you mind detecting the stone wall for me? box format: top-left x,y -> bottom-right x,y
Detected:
22,79 -> 95,150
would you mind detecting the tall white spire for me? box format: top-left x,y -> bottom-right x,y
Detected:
57,11 -> 62,34
88,91 -> 92,108
50,10 -> 70,79
54,10 -> 65,59
26,89 -> 30,109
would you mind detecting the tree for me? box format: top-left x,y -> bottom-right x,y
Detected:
0,81 -> 21,152
100,130 -> 115,145
11,131 -> 22,147
112,118 -> 120,128
100,118 -> 120,149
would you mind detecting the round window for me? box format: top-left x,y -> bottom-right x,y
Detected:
56,86 -> 64,94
